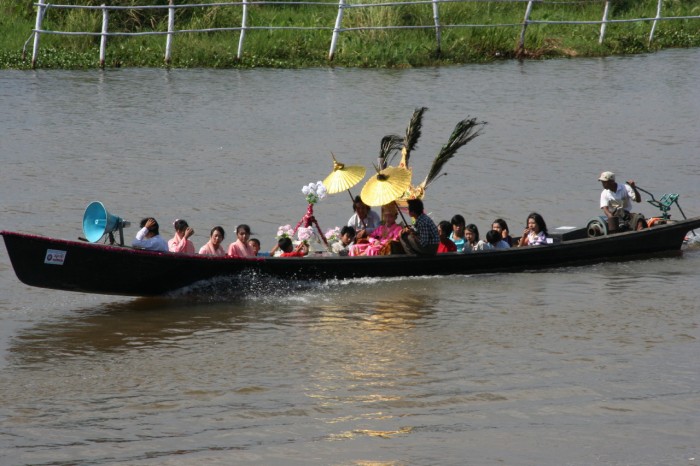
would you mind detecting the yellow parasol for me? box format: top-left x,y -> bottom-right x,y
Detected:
360,166 -> 412,207
322,153 -> 366,196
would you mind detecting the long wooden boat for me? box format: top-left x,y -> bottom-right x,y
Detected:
3,217 -> 700,297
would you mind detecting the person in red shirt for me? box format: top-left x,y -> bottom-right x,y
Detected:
437,220 -> 457,253
277,237 -> 308,257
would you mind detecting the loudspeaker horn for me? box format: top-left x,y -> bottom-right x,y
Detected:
82,201 -> 129,245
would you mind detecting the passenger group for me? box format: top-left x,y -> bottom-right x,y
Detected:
132,203 -> 543,258
132,169 -> 641,257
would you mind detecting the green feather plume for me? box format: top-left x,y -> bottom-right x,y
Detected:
400,107 -> 427,168
420,117 -> 486,189
378,134 -> 403,169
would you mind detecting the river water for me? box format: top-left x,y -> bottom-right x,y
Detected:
1,49 -> 699,465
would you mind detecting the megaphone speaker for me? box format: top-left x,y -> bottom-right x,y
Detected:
83,201 -> 125,243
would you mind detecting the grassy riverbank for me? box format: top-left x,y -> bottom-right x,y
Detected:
2,0 -> 700,69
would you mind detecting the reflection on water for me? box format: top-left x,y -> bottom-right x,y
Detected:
7,277 -> 436,365
9,299 -> 243,364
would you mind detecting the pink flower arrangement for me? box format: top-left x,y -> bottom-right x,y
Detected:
276,224 -> 294,239
325,226 -> 341,243
297,226 -> 315,243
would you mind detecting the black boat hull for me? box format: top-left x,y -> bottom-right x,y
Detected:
3,217 -> 700,297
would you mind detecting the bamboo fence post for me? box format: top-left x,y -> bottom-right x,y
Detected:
237,0 -> 249,60
432,0 -> 442,55
599,1 -> 610,44
329,0 -> 346,61
649,0 -> 663,44
517,0 -> 535,55
165,0 -> 175,64
99,5 -> 108,68
31,0 -> 46,68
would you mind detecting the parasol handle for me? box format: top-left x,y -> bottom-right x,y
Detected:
394,201 -> 409,226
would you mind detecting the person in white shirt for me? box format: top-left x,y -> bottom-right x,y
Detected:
481,229 -> 510,250
348,196 -> 381,237
133,217 -> 169,252
332,226 -> 356,256
598,171 -> 642,233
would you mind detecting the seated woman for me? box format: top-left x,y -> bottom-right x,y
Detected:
462,223 -> 481,252
518,212 -> 549,246
349,204 -> 402,256
168,219 -> 195,254
199,226 -> 227,256
348,195 -> 381,238
491,218 -> 514,246
228,224 -> 255,257
437,220 -> 457,253
449,214 -> 467,253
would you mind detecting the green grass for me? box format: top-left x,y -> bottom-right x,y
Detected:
1,0 -> 700,69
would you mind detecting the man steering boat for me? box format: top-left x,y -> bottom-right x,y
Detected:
598,171 -> 646,233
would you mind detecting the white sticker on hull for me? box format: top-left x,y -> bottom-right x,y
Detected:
45,249 -> 67,265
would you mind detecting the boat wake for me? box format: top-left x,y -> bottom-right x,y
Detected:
161,270 -> 433,303
685,231 -> 700,248
163,271 -> 324,302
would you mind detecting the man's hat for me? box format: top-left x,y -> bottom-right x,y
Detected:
598,171 -> 615,182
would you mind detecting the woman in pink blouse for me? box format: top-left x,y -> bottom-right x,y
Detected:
199,226 -> 227,257
168,219 -> 195,254
227,224 -> 256,257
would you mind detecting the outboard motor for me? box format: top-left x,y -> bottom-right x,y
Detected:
587,216 -> 609,237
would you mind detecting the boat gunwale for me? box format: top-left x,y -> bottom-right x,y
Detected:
4,216 -> 700,263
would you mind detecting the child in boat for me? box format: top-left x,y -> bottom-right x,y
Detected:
278,237 -> 308,257
437,220 -> 457,253
476,230 -> 510,251
518,212 -> 549,246
199,226 -> 227,256
227,224 -> 256,257
449,214 -> 467,252
248,238 -> 261,256
332,226 -> 356,256
463,223 -> 480,252
168,219 -> 195,254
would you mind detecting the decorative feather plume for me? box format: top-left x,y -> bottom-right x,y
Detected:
399,107 -> 427,168
378,134 -> 403,170
419,117 -> 486,189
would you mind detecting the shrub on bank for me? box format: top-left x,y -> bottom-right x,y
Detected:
1,0 -> 699,69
